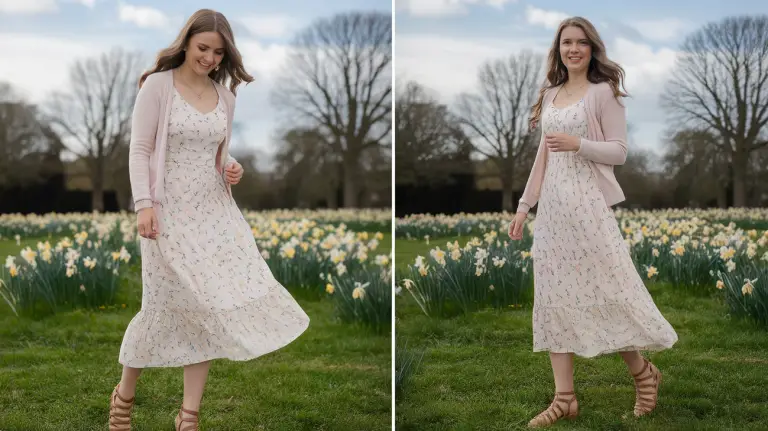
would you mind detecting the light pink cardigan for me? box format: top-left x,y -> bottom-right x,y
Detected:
517,81 -> 628,214
128,68 -> 236,213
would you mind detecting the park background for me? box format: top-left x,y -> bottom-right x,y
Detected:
0,0 -> 393,429
394,1 -> 768,430
395,0 -> 768,216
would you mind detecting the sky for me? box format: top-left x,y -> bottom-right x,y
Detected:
0,0 -> 390,170
395,0 -> 768,156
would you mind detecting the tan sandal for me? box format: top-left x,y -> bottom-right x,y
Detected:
108,383 -> 135,431
175,406 -> 199,431
528,390 -> 579,428
632,357 -> 662,417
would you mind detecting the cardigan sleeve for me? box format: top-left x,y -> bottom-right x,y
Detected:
575,88 -> 628,165
225,92 -> 237,167
516,132 -> 548,214
128,75 -> 160,212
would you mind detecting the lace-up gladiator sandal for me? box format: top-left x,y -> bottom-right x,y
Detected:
632,357 -> 662,417
528,390 -> 579,428
175,406 -> 200,431
108,384 -> 135,431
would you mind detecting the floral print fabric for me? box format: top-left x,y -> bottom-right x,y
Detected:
531,98 -> 678,358
119,87 -> 310,368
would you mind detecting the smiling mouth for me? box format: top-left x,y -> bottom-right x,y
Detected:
198,60 -> 213,68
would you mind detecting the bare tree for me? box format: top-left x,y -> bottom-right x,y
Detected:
661,15 -> 768,207
274,127 -> 341,208
751,145 -> 768,206
661,128 -> 731,207
454,50 -> 544,211
395,81 -> 472,186
0,82 -> 64,187
271,11 -> 392,208
44,47 -> 145,212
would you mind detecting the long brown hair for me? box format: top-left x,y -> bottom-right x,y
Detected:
529,16 -> 629,131
138,9 -> 254,95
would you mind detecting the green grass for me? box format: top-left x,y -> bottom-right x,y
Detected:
0,235 -> 392,431
395,237 -> 768,431
0,234 -> 62,258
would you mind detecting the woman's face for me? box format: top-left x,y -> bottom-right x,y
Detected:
185,31 -> 225,75
559,25 -> 592,74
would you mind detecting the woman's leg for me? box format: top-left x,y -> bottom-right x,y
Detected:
118,365 -> 143,398
528,352 -> 578,427
620,350 -> 661,416
619,350 -> 645,375
180,360 -> 212,418
550,352 -> 575,392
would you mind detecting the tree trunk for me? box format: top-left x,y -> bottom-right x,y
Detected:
500,176 -> 514,212
342,154 -> 360,208
91,159 -> 105,212
732,149 -> 748,207
497,157 -> 515,212
717,185 -> 728,208
326,190 -> 338,209
91,182 -> 104,212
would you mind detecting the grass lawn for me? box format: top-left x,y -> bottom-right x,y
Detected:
395,237 -> 768,431
394,235 -> 476,271
0,233 -> 392,431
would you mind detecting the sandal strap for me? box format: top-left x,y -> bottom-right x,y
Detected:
113,384 -> 135,404
530,393 -> 577,426
180,406 -> 199,417
177,406 -> 200,431
631,359 -> 650,378
633,362 -> 661,416
109,385 -> 134,431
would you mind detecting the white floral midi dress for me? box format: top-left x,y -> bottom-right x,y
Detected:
531,98 -> 678,358
119,87 -> 310,368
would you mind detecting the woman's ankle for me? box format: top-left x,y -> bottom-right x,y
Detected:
117,382 -> 136,399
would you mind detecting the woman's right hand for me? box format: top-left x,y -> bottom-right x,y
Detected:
137,207 -> 159,240
507,212 -> 528,241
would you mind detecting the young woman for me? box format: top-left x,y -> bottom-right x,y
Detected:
109,9 -> 310,431
507,17 -> 678,428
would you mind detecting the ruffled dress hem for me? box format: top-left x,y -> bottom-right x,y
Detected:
531,302 -> 678,359
118,284 -> 310,368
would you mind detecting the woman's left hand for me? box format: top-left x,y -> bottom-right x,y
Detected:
225,162 -> 244,185
546,133 -> 581,152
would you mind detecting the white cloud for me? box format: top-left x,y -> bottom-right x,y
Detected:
0,0 -> 100,13
0,33 -> 107,103
238,39 -> 290,81
228,39 -> 292,163
398,0 -> 517,17
118,2 -> 169,29
606,37 -> 680,149
626,18 -> 693,42
525,5 -> 569,30
395,33 -> 550,100
0,0 -> 57,14
610,37 -> 678,97
239,14 -> 300,39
